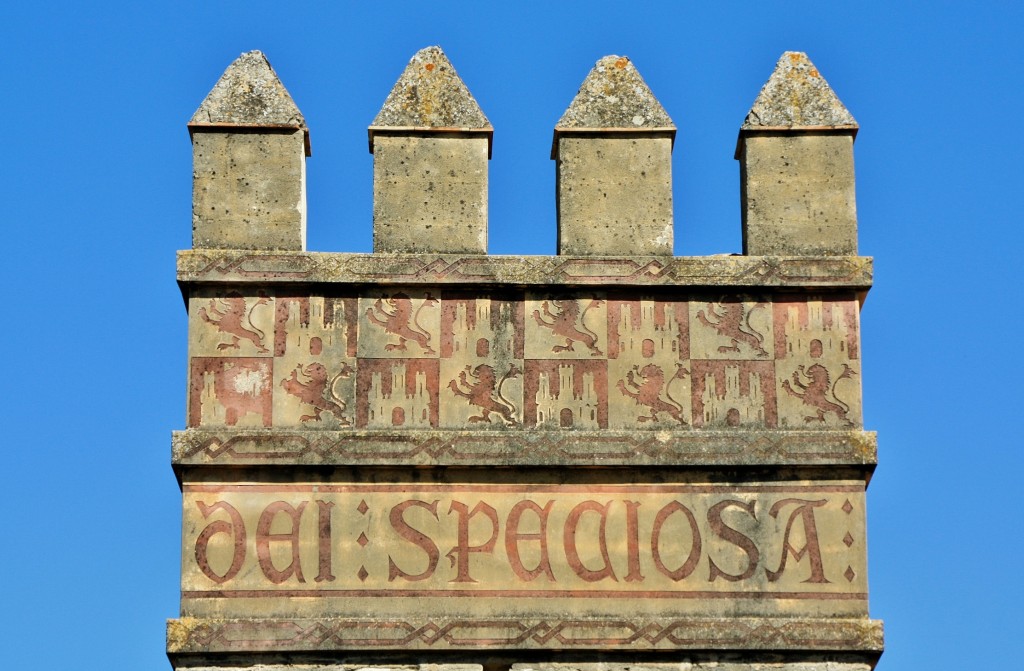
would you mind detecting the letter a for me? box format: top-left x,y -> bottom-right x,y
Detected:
766,498 -> 830,584
256,501 -> 308,584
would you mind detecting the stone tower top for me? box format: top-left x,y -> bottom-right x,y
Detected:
189,50 -> 310,155
555,55 -> 675,131
740,51 -> 858,131
170,48 -> 882,671
369,45 -> 491,153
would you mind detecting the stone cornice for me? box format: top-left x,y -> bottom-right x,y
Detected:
167,616 -> 884,654
177,251 -> 873,289
172,428 -> 877,471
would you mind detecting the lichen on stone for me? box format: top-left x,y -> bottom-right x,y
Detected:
742,52 -> 857,129
371,46 -> 490,129
190,51 -> 306,128
556,55 -> 674,129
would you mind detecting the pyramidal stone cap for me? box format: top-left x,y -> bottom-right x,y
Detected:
737,51 -> 857,156
553,55 -> 675,158
189,50 -> 310,156
369,46 -> 492,156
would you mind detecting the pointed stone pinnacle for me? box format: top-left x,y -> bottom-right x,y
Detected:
556,55 -> 674,130
741,52 -> 857,130
371,46 -> 491,130
191,51 -> 306,129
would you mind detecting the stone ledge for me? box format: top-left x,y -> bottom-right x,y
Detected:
166,616 -> 883,654
172,429 -> 876,469
177,251 -> 873,288
167,659 -> 880,671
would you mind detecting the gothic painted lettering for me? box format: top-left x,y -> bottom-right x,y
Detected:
182,483 -> 866,604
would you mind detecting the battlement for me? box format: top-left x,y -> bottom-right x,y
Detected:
189,47 -> 861,258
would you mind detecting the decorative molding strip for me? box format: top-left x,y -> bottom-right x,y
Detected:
177,251 -> 873,288
166,616 -> 884,654
172,428 -> 877,468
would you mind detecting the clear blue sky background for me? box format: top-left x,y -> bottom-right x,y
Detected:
1,2 -> 1020,669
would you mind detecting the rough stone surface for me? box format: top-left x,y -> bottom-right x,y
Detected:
511,664 -> 871,671
557,136 -> 673,255
556,56 -> 674,129
192,130 -> 306,250
371,46 -> 490,130
741,52 -> 857,130
176,250 -> 874,287
190,51 -> 306,129
172,661 -> 873,671
373,135 -> 488,253
741,134 -> 857,256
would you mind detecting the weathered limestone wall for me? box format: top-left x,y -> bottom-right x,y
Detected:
169,49 -> 881,671
556,136 -> 674,255
192,130 -> 307,250
372,135 -> 489,253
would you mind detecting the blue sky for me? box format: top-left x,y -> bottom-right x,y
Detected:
1,2 -> 1021,669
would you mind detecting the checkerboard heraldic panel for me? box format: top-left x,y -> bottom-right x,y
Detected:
169,48 -> 882,671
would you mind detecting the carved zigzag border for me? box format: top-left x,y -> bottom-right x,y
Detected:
177,251 -> 873,287
167,616 -> 884,653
